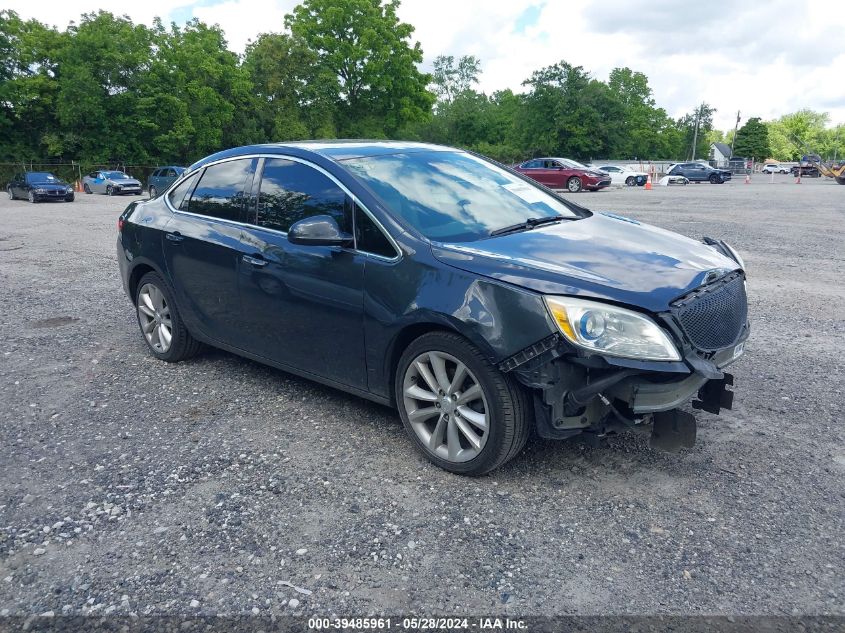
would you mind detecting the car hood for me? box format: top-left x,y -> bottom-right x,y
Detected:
31,182 -> 69,189
430,212 -> 741,313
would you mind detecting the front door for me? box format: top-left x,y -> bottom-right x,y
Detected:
162,158 -> 256,344
236,157 -> 367,390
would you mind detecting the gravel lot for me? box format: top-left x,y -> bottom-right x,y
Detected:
1,175 -> 843,619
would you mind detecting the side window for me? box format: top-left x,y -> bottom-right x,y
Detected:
167,173 -> 199,210
185,159 -> 254,222
151,169 -> 161,178
354,204 -> 396,258
164,168 -> 176,178
521,160 -> 540,169
253,158 -> 350,233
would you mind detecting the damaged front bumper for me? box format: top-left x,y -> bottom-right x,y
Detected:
504,322 -> 749,452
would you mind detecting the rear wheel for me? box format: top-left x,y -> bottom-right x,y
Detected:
625,176 -> 636,186
567,176 -> 583,193
395,331 -> 531,476
135,272 -> 202,362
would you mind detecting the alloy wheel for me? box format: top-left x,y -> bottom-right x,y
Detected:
107,185 -> 113,196
137,283 -> 173,353
568,177 -> 582,192
402,350 -> 489,463
7,187 -> 12,199
28,191 -> 35,203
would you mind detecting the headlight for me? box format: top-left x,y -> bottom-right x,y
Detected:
544,296 -> 681,361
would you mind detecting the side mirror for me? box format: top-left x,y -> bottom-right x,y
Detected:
287,215 -> 352,247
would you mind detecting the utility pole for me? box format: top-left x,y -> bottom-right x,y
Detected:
730,110 -> 741,157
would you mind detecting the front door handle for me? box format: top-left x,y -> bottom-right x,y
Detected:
242,254 -> 268,267
166,232 -> 184,243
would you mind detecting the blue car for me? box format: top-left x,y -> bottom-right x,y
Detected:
147,166 -> 186,198
116,141 -> 749,475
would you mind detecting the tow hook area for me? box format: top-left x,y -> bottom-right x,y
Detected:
692,373 -> 735,415
650,409 -> 697,452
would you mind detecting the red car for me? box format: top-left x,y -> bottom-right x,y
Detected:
514,158 -> 611,192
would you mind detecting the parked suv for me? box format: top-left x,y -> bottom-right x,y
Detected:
761,164 -> 789,174
147,166 -> 185,198
668,162 -> 732,183
514,158 -> 611,192
117,141 -> 749,475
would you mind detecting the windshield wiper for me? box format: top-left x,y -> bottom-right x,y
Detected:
489,215 -> 570,237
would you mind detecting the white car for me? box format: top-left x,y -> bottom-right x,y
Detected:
591,164 -> 648,186
761,164 -> 789,174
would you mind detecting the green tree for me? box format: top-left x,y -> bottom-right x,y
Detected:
243,32 -> 336,140
0,10 -> 63,160
675,103 -> 716,160
286,0 -> 433,136
431,55 -> 480,104
732,117 -> 770,161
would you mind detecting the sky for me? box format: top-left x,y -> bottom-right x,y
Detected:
7,0 -> 845,131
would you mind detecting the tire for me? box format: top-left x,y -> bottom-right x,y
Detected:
149,186 -> 157,199
395,331 -> 531,476
835,177 -> 845,185
135,272 -> 202,362
625,176 -> 636,187
567,176 -> 583,193
106,185 -> 114,196
65,194 -> 74,202
83,183 -> 92,194
709,174 -> 720,184
7,186 -> 15,200
28,191 -> 37,203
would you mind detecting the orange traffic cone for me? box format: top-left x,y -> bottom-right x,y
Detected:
795,172 -> 801,184
744,174 -> 750,184
74,180 -> 83,192
644,174 -> 652,190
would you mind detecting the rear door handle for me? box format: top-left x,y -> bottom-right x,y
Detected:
242,254 -> 268,267
166,232 -> 184,243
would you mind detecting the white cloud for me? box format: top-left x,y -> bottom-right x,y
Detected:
8,0 -> 845,129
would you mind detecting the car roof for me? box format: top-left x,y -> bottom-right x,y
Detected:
188,140 -> 455,172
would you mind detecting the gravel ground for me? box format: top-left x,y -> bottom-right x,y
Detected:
0,176 -> 843,618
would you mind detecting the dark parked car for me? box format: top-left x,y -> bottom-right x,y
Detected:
514,158 -> 611,192
667,162 -> 732,183
147,166 -> 186,198
117,141 -> 749,475
7,172 -> 75,202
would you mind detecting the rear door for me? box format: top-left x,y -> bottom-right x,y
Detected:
162,158 -> 256,344
236,156 -> 368,389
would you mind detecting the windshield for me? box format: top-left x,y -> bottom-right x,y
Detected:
558,158 -> 589,169
342,150 -> 580,243
104,171 -> 130,179
26,172 -> 59,183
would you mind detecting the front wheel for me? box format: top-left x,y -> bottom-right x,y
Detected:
65,194 -> 75,202
83,183 -> 92,194
567,176 -> 583,193
7,186 -> 14,200
395,331 -> 531,476
28,191 -> 37,203
709,174 -> 720,184
106,185 -> 114,196
135,272 -> 202,362
835,176 -> 845,185
625,176 -> 636,187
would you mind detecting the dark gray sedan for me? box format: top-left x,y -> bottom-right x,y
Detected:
82,170 -> 143,196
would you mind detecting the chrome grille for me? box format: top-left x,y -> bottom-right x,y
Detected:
672,273 -> 747,351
